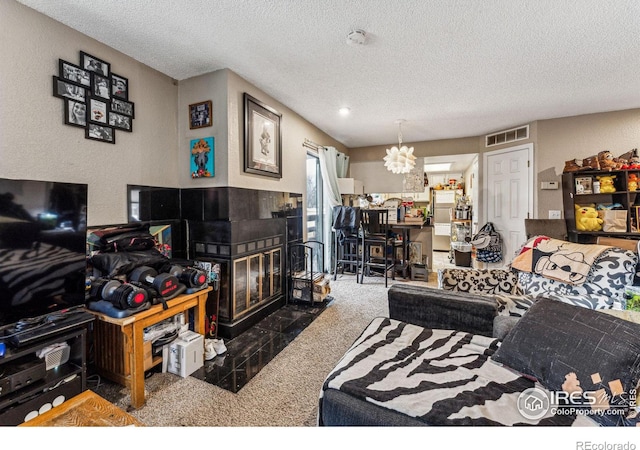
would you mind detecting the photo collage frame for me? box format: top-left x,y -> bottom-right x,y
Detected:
54,51 -> 135,143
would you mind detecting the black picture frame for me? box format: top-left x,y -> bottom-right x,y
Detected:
80,51 -> 110,77
88,98 -> 108,124
111,73 -> 128,100
111,98 -> 135,118
92,73 -> 111,100
243,93 -> 282,179
189,100 -> 212,129
109,111 -> 133,132
53,76 -> 86,102
86,124 -> 115,144
59,59 -> 90,87
64,99 -> 87,128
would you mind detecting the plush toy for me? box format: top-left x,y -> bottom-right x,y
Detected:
596,175 -> 617,193
622,149 -> 640,169
597,150 -> 620,171
575,204 -> 603,231
629,173 -> 639,192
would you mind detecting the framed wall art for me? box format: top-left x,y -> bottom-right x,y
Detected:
189,100 -> 212,129
59,59 -> 90,87
109,111 -> 132,132
80,51 -> 110,77
243,93 -> 282,178
54,51 -> 135,143
190,137 -> 215,178
53,76 -> 86,102
86,124 -> 115,144
64,99 -> 87,128
111,73 -> 128,100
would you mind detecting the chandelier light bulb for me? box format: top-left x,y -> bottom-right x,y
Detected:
383,121 -> 416,174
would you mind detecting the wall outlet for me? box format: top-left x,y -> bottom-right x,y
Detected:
549,210 -> 562,219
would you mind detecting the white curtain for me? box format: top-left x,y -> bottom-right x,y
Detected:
336,152 -> 349,178
318,146 -> 343,271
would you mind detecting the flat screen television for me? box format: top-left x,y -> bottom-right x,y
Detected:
0,178 -> 88,329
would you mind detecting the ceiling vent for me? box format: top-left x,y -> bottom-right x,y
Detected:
485,125 -> 529,147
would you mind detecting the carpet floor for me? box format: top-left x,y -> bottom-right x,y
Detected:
90,273 -> 435,426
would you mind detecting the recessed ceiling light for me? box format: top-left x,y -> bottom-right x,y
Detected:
339,107 -> 351,116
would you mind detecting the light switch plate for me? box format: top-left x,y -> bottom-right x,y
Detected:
541,181 -> 559,190
549,210 -> 562,219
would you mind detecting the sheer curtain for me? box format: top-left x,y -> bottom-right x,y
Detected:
318,146 -> 345,271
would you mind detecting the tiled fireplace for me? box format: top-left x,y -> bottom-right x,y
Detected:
181,187 -> 302,339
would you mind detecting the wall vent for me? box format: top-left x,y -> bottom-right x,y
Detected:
485,125 -> 529,147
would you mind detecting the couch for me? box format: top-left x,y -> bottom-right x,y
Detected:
406,236 -> 637,338
318,237 -> 640,426
319,297 -> 640,427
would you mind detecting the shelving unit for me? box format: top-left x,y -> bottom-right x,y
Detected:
0,315 -> 94,425
562,169 -> 640,243
449,219 -> 472,265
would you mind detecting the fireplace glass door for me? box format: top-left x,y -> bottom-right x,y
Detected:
232,248 -> 282,320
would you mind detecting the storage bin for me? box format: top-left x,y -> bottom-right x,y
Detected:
452,242 -> 472,267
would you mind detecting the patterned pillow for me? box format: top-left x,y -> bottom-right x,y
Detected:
491,297 -> 640,426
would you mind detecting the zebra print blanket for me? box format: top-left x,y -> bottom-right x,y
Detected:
320,317 -> 596,426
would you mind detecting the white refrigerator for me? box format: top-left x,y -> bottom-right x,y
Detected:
431,189 -> 462,251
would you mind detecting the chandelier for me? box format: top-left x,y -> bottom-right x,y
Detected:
383,120 -> 416,174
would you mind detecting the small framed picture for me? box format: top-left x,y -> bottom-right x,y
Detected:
189,100 -> 212,129
575,176 -> 593,194
64,99 -> 87,128
109,111 -> 132,132
92,74 -> 111,100
86,124 -> 115,144
80,51 -> 110,77
59,59 -> 90,87
111,73 -> 128,100
53,76 -> 86,102
111,98 -> 135,118
89,98 -> 108,124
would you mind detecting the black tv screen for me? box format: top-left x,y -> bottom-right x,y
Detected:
0,178 -> 88,328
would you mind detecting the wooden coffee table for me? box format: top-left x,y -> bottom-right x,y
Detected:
19,390 -> 143,427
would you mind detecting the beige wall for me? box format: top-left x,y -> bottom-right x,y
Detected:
349,111 -> 640,221
349,136 -> 480,193
2,1 -> 347,229
0,1 -> 179,226
536,109 -> 640,218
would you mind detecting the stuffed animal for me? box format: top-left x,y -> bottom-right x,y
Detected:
622,149 -> 640,169
575,204 -> 603,231
597,150 -> 620,170
629,173 -> 639,192
596,175 -> 617,193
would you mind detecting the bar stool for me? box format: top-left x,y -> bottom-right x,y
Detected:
332,206 -> 361,280
359,209 -> 396,287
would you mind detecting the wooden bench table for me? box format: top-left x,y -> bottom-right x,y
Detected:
19,390 -> 143,427
88,287 -> 211,409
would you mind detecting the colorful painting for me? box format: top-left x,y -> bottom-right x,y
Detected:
190,137 -> 214,178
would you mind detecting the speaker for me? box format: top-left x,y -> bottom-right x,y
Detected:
0,374 -> 82,426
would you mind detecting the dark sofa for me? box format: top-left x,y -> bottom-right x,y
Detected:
319,293 -> 640,427
318,238 -> 640,426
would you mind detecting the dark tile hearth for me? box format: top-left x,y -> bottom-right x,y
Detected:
190,299 -> 330,393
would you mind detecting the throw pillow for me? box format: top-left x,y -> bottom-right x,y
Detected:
491,297 -> 640,426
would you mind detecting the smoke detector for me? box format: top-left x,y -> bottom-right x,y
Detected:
346,29 -> 367,45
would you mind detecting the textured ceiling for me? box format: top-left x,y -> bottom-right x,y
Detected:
16,0 -> 640,149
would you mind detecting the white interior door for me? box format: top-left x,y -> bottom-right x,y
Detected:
483,144 -> 533,263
